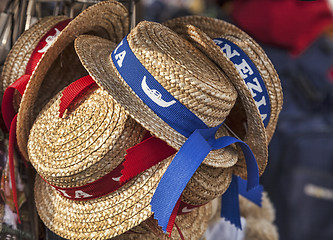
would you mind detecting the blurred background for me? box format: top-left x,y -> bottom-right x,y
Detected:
1,0 -> 333,239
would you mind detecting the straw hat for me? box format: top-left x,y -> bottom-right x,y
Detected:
163,16 -> 283,177
113,200 -> 213,240
1,15 -> 70,129
74,21 -> 245,208
74,20 -> 239,168
16,0 -> 129,161
30,80 -> 174,238
1,16 -> 69,92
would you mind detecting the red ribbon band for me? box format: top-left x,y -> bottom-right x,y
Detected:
1,19 -> 71,223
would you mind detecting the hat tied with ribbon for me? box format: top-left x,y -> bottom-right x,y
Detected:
74,21 -> 261,234
0,16 -> 71,222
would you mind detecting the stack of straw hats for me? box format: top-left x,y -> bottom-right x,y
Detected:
0,0 -> 282,239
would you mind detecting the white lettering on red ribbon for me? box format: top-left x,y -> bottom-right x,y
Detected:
55,188 -> 93,199
181,206 -> 195,213
112,175 -> 122,182
37,28 -> 61,53
75,190 -> 93,198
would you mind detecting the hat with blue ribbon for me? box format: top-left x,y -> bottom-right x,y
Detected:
74,20 -> 261,233
164,16 -> 283,178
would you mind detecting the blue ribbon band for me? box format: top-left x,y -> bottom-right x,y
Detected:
111,36 -> 260,232
214,38 -> 271,127
111,37 -> 206,137
221,175 -> 263,228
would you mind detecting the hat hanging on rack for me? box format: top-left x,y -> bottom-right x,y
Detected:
16,0 -> 129,161
74,20 -> 261,232
1,15 -> 71,221
163,16 -> 283,177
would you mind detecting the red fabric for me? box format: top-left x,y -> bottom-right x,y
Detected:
231,0 -> 333,55
25,19 -> 71,74
177,201 -> 203,215
1,19 -> 71,130
174,222 -> 185,240
120,136 -> 177,183
45,163 -> 125,200
8,115 -> 20,223
167,196 -> 182,236
59,75 -> 96,117
1,75 -> 30,131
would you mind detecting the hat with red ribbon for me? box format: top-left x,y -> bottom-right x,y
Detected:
16,0 -> 129,162
74,21 -> 261,234
1,15 -> 71,223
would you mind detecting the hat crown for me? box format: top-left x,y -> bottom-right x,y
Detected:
28,86 -> 145,188
125,21 -> 237,128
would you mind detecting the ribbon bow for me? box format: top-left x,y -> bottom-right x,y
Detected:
110,36 -> 261,234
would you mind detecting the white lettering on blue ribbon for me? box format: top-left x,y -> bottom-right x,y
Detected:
110,36 -> 260,232
213,38 -> 271,127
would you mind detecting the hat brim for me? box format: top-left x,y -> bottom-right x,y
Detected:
17,0 -> 129,161
1,16 -> 69,93
114,201 -> 213,240
74,31 -> 239,169
163,17 -> 279,176
164,16 -> 283,143
34,156 -> 173,239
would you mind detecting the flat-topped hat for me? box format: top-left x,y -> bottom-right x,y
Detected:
163,16 -> 283,177
16,0 -> 129,161
0,15 -> 71,220
74,21 -> 260,232
1,15 -> 70,133
30,79 -> 173,239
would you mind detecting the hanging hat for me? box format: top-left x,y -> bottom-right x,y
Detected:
163,16 -> 283,177
74,21 -> 239,168
29,75 -> 173,238
16,0 -> 129,161
1,15 -> 70,132
74,21 -> 261,232
0,15 -> 72,221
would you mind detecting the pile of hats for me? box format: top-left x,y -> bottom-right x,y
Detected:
0,0 -> 282,239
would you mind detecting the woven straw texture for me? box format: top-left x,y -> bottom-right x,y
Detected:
113,201 -> 213,240
164,16 -> 282,143
17,0 -> 129,161
74,21 -> 240,170
163,16 -> 283,177
28,86 -> 145,187
1,16 -> 69,110
35,156 -> 173,239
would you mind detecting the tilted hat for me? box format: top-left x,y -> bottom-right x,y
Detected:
163,16 -> 283,177
16,0 -> 129,161
1,15 -> 71,135
74,21 -> 260,231
30,77 -> 172,239
0,15 -> 71,219
74,21 -> 238,168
